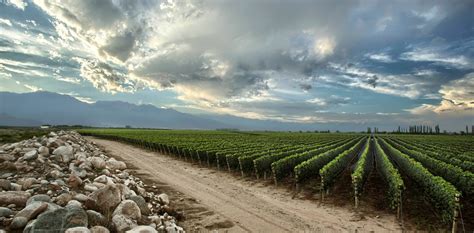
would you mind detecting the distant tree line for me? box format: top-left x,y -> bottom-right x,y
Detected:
387,124 -> 474,135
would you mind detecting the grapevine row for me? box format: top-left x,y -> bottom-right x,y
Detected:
320,137 -> 369,192
378,137 -> 460,223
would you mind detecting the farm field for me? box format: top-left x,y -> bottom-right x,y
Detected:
0,127 -> 51,144
79,128 -> 474,231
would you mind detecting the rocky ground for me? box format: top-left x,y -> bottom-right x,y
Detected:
0,131 -> 185,233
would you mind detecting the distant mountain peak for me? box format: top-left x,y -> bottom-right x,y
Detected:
0,91 -> 228,129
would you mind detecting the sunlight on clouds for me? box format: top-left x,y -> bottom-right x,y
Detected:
438,73 -> 474,111
5,0 -> 27,10
77,58 -> 133,94
313,37 -> 336,59
409,73 -> 474,115
24,84 -> 42,92
75,58 -> 164,94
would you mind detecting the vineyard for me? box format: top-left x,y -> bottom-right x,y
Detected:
79,129 -> 474,231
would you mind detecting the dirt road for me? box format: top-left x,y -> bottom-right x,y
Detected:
89,137 -> 403,232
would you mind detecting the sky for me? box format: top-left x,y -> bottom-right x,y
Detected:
0,0 -> 473,130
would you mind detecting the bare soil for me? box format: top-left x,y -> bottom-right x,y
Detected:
88,137 -> 405,232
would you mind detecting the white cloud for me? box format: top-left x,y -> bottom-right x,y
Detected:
59,92 -> 96,104
0,71 -> 12,79
376,112 -> 400,116
0,18 -> 13,27
5,0 -> 27,10
306,95 -> 350,107
422,93 -> 442,100
0,58 -> 51,77
54,76 -> 81,84
407,104 -> 436,115
400,48 -> 471,69
437,73 -> 474,112
26,20 -> 37,27
77,59 -> 133,94
30,0 -> 353,108
74,96 -> 95,104
409,73 -> 474,115
413,69 -> 439,76
306,97 -> 326,106
23,84 -> 42,92
75,58 -> 163,94
366,52 -> 394,63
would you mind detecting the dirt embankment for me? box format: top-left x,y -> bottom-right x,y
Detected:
89,137 -> 403,232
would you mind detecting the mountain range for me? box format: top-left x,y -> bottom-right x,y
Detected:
0,91 -> 371,131
0,91 -> 231,129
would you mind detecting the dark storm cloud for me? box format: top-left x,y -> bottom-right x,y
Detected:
100,30 -> 141,62
367,75 -> 378,88
299,84 -> 312,91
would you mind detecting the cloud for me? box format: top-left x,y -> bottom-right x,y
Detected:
306,95 -> 350,107
99,31 -> 138,62
76,59 -> 134,94
365,52 -> 395,63
326,63 -> 438,99
437,73 -> 474,112
409,72 -> 474,115
366,75 -> 379,88
0,0 -> 472,125
5,0 -> 28,10
54,76 -> 81,84
0,19 -> 13,27
75,58 -> 163,94
313,37 -> 336,59
413,69 -> 439,76
24,84 -> 42,92
407,104 -> 437,115
33,0 -> 124,31
412,6 -> 440,21
31,0 -> 359,107
74,96 -> 95,104
299,83 -> 312,92
59,92 -> 96,104
0,71 -> 12,79
411,6 -> 446,30
400,46 -> 472,69
0,58 -> 50,78
375,16 -> 392,32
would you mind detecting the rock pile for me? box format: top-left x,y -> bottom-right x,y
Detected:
0,131 -> 185,233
